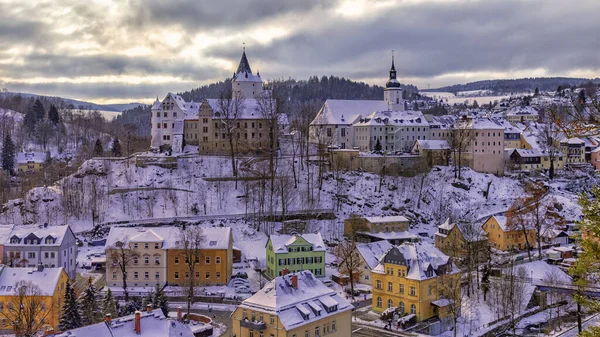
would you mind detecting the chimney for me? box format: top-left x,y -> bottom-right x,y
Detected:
105,313 -> 112,323
134,311 -> 141,334
177,306 -> 183,322
43,327 -> 54,336
282,268 -> 289,276
291,274 -> 298,289
146,304 -> 152,312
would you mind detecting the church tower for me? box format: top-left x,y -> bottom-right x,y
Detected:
383,54 -> 404,111
232,47 -> 263,99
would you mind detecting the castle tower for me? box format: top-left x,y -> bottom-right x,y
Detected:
383,54 -> 404,111
232,47 -> 263,99
150,96 -> 162,149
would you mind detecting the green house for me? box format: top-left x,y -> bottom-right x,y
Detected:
265,233 -> 326,279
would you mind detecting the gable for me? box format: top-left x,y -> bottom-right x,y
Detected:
289,236 -> 310,247
382,247 -> 407,266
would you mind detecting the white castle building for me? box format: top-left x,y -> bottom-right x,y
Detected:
151,49 -> 277,154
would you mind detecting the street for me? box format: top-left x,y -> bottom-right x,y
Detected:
351,323 -> 417,337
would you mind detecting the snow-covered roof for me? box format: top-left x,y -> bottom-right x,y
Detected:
512,148 -> 544,158
435,219 -> 486,242
415,139 -> 450,150
507,106 -> 539,116
431,299 -> 454,307
565,137 -> 585,145
268,233 -> 325,253
485,215 -> 507,231
470,117 -> 504,130
16,152 -> 45,164
233,71 -> 262,83
0,266 -> 65,296
375,242 -> 459,281
2,224 -> 72,246
53,309 -> 194,337
365,215 -> 409,224
357,231 -> 419,241
106,227 -> 232,250
151,97 -> 162,111
239,271 -> 352,330
310,99 -> 388,126
354,110 -> 429,127
356,240 -> 392,270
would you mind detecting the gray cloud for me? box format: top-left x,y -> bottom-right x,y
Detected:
0,0 -> 599,102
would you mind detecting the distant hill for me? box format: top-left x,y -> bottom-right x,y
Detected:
427,77 -> 600,94
105,102 -> 147,112
0,91 -> 121,112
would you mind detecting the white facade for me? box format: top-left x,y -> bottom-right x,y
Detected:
353,110 -> 429,152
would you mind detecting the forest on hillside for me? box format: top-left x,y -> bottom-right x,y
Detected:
428,77 -> 600,94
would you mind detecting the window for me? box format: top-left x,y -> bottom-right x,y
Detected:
51,252 -> 55,259
411,304 -> 416,314
270,316 -> 274,324
216,272 -> 221,279
44,252 -> 49,259
388,282 -> 393,292
332,320 -> 336,331
133,243 -> 138,249
410,286 -> 416,296
216,256 -> 221,264
305,331 -> 309,337
388,299 -> 393,308
133,272 -> 138,280
154,243 -> 160,249
399,301 -> 404,314
155,256 -> 160,265
315,326 -> 319,336
174,256 -> 179,264
185,272 -> 190,279
144,272 -> 149,280
206,272 -> 210,279
144,256 -> 149,264
155,272 -> 160,280
376,280 -> 382,289
133,258 -> 138,265
112,272 -> 117,280
250,331 -> 254,337
174,272 -> 179,279
28,252 -> 35,259
376,297 -> 382,308
400,284 -> 404,294
205,256 -> 211,264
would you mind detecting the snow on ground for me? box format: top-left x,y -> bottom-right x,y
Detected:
512,260 -> 572,283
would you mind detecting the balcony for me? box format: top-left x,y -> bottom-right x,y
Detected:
240,319 -> 266,331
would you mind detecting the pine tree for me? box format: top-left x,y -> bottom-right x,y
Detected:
59,280 -> 82,331
374,139 -> 382,153
32,99 -> 45,121
111,138 -> 122,157
1,134 -> 15,174
153,283 -> 169,317
141,291 -> 154,309
102,288 -> 118,319
93,139 -> 104,157
23,109 -> 36,133
80,281 -> 102,325
48,104 -> 60,125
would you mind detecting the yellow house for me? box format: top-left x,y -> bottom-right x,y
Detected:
371,242 -> 460,322
482,215 -> 536,251
231,270 -> 352,337
166,227 -> 233,286
507,149 -> 566,172
16,152 -> 45,174
356,240 -> 392,285
106,226 -> 234,291
0,266 -> 68,334
434,219 -> 489,263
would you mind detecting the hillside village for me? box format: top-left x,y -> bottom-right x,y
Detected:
0,50 -> 598,337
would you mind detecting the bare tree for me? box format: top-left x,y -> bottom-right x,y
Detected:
436,274 -> 462,337
256,90 -> 283,212
107,236 -> 140,303
217,90 -> 245,189
444,119 -> 475,180
537,121 -> 562,179
334,239 -> 363,305
0,280 -> 54,337
177,225 -> 205,322
507,182 -> 562,260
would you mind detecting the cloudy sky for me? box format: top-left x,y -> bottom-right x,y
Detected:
0,0 -> 598,104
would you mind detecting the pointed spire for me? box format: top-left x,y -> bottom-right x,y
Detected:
389,50 -> 397,79
386,50 -> 401,88
391,50 -> 396,72
236,44 -> 252,74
